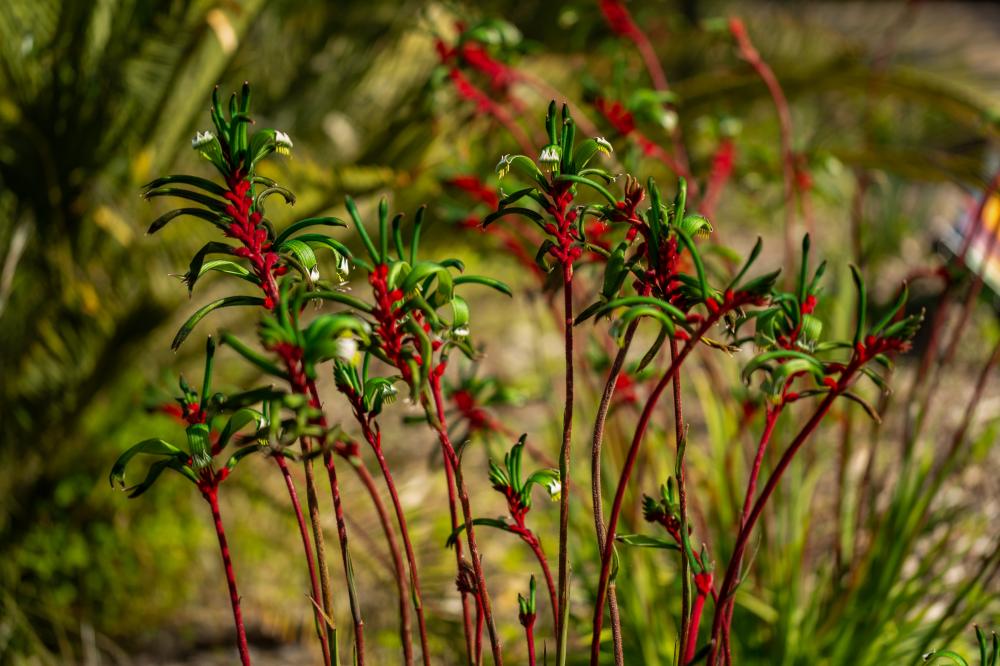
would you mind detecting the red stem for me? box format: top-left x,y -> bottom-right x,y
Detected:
430,376 -> 503,665
525,617 -> 537,666
443,443 -> 477,664
475,595 -> 485,666
524,534 -> 559,629
671,339 -> 693,662
589,319 -> 717,665
684,591 -> 708,664
304,379 -> 364,663
590,322 -> 639,666
355,410 -> 432,666
205,487 -> 251,666
720,405 -> 781,659
730,17 -> 799,271
556,260 -> 574,663
323,451 -> 365,664
341,450 -> 414,665
709,373 -> 857,664
274,455 -> 331,665
740,407 -> 781,530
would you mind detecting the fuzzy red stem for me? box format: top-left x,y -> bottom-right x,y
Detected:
323,451 -> 365,664
443,445 -> 477,664
356,412 -> 432,666
684,591 -> 708,664
524,535 -> 559,630
430,376 -> 503,665
305,381 -> 365,664
590,319 -> 717,665
709,375 -> 857,664
525,617 -> 537,666
730,17 -> 799,272
556,259 -> 575,664
720,405 -> 781,659
343,452 -> 414,665
475,595 -> 485,666
591,322 -> 639,666
206,487 -> 251,666
672,338 -> 693,662
274,455 -> 331,665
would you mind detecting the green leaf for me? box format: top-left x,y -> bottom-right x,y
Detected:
144,187 -> 227,212
742,350 -> 825,385
840,391 -> 882,424
677,213 -> 713,239
194,260 -> 259,287
308,290 -> 374,314
554,174 -> 618,206
593,296 -> 687,324
273,217 -> 348,247
497,154 -> 544,183
279,239 -> 319,280
184,242 -> 237,293
676,230 -> 709,303
615,534 -> 681,550
220,332 -> 288,379
498,187 -> 535,208
172,296 -> 267,350
186,423 -> 212,470
922,650 -> 969,666
613,305 -> 676,342
363,376 -> 398,415
217,408 -> 266,451
110,439 -> 185,490
402,261 -> 452,294
572,138 -> 613,170
636,326 -> 669,372
850,265 -> 867,346
797,235 -> 812,304
602,243 -> 629,300
147,208 -> 226,235
255,186 -> 296,211
726,237 -> 764,292
224,444 -> 267,472
248,129 -> 276,165
871,284 -> 910,335
345,196 -> 380,263
482,206 -> 544,228
125,457 -> 196,498
453,275 -> 512,296
293,234 -> 352,262
445,517 -> 512,548
143,175 -> 228,197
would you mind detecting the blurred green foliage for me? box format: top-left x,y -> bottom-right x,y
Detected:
2,0 -> 1000,663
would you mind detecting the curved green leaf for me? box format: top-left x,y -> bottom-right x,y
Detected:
110,439 -> 185,490
454,275 -> 513,297
446,517 -> 512,548
172,296 -> 267,350
147,208 -> 226,235
273,217 -> 348,247
616,534 -> 681,551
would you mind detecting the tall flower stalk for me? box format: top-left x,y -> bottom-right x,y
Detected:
486,101 -> 616,662
111,338 -> 269,665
